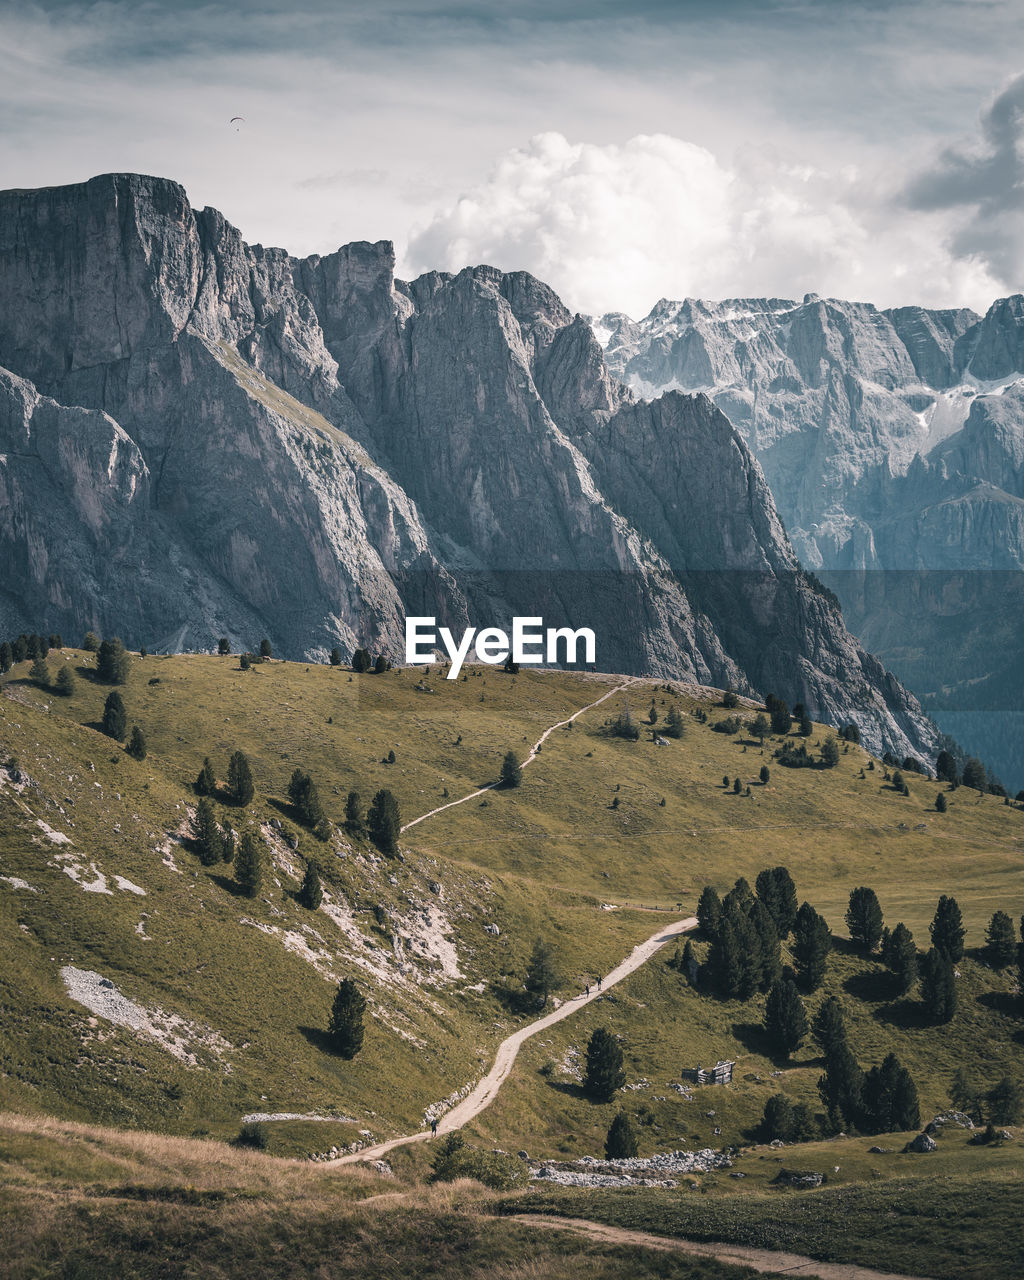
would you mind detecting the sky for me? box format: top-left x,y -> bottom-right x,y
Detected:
2,0 -> 1023,318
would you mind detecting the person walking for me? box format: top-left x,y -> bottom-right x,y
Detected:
585,982 -> 590,997
431,1118 -> 437,1136
597,975 -> 602,990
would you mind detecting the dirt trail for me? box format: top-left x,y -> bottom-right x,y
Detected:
508,1215 -> 936,1280
400,676 -> 635,833
330,912 -> 696,1165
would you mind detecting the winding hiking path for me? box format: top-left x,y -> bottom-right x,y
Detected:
330,912 -> 696,1165
400,676 -> 636,833
508,1216 -> 936,1280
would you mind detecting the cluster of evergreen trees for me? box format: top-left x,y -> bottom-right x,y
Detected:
696,868 -> 831,999
288,768 -> 329,838
0,632 -> 63,673
351,648 -> 391,674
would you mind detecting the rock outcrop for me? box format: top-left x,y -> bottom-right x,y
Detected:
0,173 -> 939,757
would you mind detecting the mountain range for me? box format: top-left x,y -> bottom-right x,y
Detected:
597,294 -> 1024,788
0,173 -> 946,760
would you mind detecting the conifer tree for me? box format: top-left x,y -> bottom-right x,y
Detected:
754,866 -> 798,938
985,911 -> 1016,969
298,859 -> 323,910
29,654 -> 50,687
344,790 -> 363,834
126,725 -> 147,760
749,898 -> 782,991
221,828 -> 236,863
760,764 -> 771,784
218,637 -> 230,655
763,978 -> 808,1058
523,938 -> 559,1009
227,750 -> 255,806
329,647 -> 342,666
604,1111 -> 638,1158
367,788 -> 401,856
352,647 -> 372,673
696,885 -> 723,938
811,995 -> 847,1060
760,1093 -> 796,1141
235,831 -> 264,897
883,922 -> 918,994
920,947 -> 957,1023
0,641 -> 11,673
820,736 -> 841,768
259,638 -> 273,658
935,749 -> 958,783
961,757 -> 986,792
500,750 -> 522,787
936,792 -> 948,812
193,798 -> 223,867
101,690 -> 127,741
96,637 -> 130,684
55,665 -> 75,696
583,1027 -> 625,1101
818,1040 -> 864,1132
83,631 -> 100,652
664,705 -> 684,738
845,886 -> 884,953
792,902 -> 831,991
328,978 -> 366,1058
195,757 -> 216,797
862,1053 -> 920,1133
930,895 -> 965,961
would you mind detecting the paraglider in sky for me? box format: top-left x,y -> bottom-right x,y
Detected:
229,116 -> 245,131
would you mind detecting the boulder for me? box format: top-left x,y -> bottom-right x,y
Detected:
772,1168 -> 824,1189
903,1132 -> 937,1153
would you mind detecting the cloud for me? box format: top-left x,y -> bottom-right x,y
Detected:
904,71 -> 1024,288
404,131 -> 1002,318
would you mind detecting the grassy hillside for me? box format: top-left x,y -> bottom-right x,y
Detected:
1,647 -> 1022,1158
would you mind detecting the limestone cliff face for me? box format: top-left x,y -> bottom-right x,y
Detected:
0,173 -> 938,757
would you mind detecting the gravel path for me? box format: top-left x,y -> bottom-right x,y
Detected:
400,676 -> 635,833
508,1215 -> 938,1280
329,912 -> 696,1166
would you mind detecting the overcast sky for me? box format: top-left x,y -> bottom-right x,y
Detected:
2,0 -> 1023,316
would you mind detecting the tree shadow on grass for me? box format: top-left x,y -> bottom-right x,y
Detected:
207,872 -> 249,897
976,990 -> 1021,1018
843,970 -> 890,1003
268,796 -> 304,825
543,1078 -> 588,1101
872,998 -> 934,1030
490,982 -> 535,1015
298,1025 -> 342,1056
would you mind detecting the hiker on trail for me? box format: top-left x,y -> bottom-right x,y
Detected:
585,983 -> 590,997
597,975 -> 602,990
431,1118 -> 437,1136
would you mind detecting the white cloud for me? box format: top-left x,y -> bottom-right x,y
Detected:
404,131 -> 1004,318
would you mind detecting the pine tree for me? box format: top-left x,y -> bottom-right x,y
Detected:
227,750 -> 255,806
811,995 -> 847,1060
298,859 -> 323,910
374,653 -> 390,673
83,631 -> 100,652
754,866 -> 798,938
752,712 -> 770,743
765,694 -> 791,735
799,712 -> 813,737
288,768 -> 326,828
29,654 -> 50,687
221,828 -> 236,863
583,1027 -> 625,1101
818,1041 -> 864,1132
101,690 -> 127,741
820,736 -> 840,768
329,647 -> 342,666
259,638 -> 273,658
500,750 -> 523,787
193,798 -> 223,867
936,792 -> 948,813
605,1111 -> 638,1158
760,1093 -> 795,1141
935,749 -> 958,783
680,938 -> 698,985
0,641 -> 11,673
845,886 -> 884,954
218,637 -> 230,655
96,637 -> 130,684
54,665 -> 75,697
524,938 -> 559,1009
986,1076 -> 1023,1125
759,764 -> 770,785
930,895 -> 965,961
749,899 -> 782,991
240,652 -> 252,670
920,947 -> 957,1023
696,885 -> 723,938
763,978 -> 808,1058
985,911 -> 1016,968
664,705 -> 684,738
126,726 -> 147,760
792,902 -> 831,991
235,831 -> 264,897
344,790 -> 363,834
352,647 -> 372,673
883,922 -> 918,994
950,1066 -> 983,1122
367,788 -> 401,855
328,978 -> 366,1058
723,876 -> 755,915
961,757 -> 986,792
863,1053 -> 920,1133
195,757 -> 216,797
